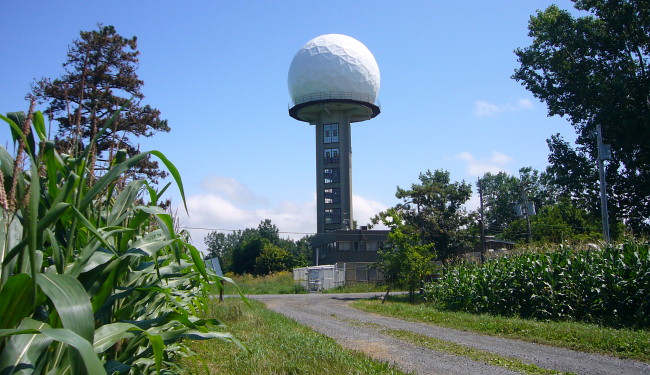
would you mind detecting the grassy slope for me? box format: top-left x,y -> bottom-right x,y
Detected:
352,296 -> 650,362
219,271 -> 392,295
220,271 -> 305,295
182,298 -> 408,375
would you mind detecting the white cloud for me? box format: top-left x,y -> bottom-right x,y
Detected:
464,191 -> 481,211
474,101 -> 501,117
201,175 -> 267,205
176,177 -> 389,252
474,98 -> 533,117
185,193 -> 257,228
253,198 -> 317,237
454,151 -> 513,177
353,194 -> 388,228
516,98 -> 534,110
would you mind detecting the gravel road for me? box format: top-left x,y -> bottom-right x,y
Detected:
250,292 -> 649,375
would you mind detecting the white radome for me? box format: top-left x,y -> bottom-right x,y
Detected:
288,34 -> 380,104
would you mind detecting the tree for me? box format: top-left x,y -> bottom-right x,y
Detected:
502,198 -> 602,243
381,169 -> 475,259
375,209 -> 436,302
204,231 -> 228,259
291,236 -> 314,267
223,219 -> 310,274
478,171 -> 520,235
231,237 -> 263,275
254,242 -> 294,275
32,24 -> 170,182
257,218 -> 280,244
544,134 -> 601,211
513,1 -> 650,234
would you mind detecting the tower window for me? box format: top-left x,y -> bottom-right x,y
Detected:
324,188 -> 340,204
324,168 -> 340,184
324,148 -> 339,163
324,208 -> 341,224
324,124 -> 339,143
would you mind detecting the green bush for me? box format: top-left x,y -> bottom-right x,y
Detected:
0,110 -> 241,374
425,242 -> 650,328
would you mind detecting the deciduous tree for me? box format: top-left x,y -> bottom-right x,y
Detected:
254,242 -> 293,275
513,1 -> 650,233
217,219 -> 311,274
478,171 -> 520,235
375,209 -> 436,302
503,198 -> 602,243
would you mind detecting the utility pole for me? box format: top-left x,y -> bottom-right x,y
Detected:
596,124 -> 611,242
519,175 -> 532,244
478,178 -> 487,263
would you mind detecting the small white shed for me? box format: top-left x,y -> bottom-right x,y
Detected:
293,265 -> 345,292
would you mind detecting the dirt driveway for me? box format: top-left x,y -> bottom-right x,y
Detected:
250,293 -> 649,375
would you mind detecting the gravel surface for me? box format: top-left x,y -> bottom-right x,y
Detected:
250,293 -> 650,375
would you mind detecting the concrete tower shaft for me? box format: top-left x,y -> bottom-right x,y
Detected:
315,108 -> 353,233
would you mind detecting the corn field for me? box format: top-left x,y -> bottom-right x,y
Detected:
0,110 -> 241,374
426,242 -> 650,328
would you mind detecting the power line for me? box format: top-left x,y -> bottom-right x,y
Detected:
178,226 -> 390,239
179,226 -> 315,236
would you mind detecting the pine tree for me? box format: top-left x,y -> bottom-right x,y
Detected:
32,24 -> 170,182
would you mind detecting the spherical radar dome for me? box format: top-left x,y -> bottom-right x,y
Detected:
288,34 -> 380,105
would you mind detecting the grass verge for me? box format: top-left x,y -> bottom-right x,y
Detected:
181,298 -> 409,374
218,272 -> 394,295
219,271 -> 306,295
347,321 -> 572,375
352,296 -> 650,362
322,283 -> 390,294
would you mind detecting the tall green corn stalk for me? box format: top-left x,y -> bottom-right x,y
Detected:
0,110 -> 242,374
426,243 -> 650,328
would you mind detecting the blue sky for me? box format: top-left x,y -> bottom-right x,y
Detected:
2,1 -> 581,250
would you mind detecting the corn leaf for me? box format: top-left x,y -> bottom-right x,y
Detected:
128,237 -> 175,257
104,360 -> 131,374
146,332 -> 164,375
107,180 -> 144,226
93,323 -> 138,353
27,162 -> 40,296
2,202 -> 71,267
36,274 -> 94,343
4,112 -> 35,159
0,274 -> 34,329
32,111 -> 46,141
40,328 -> 107,375
186,242 -> 208,281
79,152 -> 149,210
147,150 -> 187,214
0,318 -> 53,374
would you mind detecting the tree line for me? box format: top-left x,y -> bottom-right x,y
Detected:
371,165 -> 609,256
203,219 -> 312,275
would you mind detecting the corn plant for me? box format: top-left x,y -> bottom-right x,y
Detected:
425,243 -> 650,328
0,109 -> 242,374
